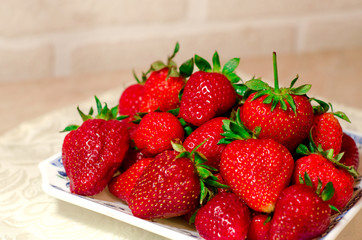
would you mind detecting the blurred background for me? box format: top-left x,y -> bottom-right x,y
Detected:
1,0 -> 362,134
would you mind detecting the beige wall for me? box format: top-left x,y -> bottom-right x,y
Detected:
1,0 -> 362,82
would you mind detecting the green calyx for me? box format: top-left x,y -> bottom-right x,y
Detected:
171,140 -> 229,205
309,98 -> 351,123
134,42 -> 194,83
194,51 -> 242,84
245,52 -> 311,114
60,96 -> 128,132
296,132 -> 358,178
218,108 -> 260,145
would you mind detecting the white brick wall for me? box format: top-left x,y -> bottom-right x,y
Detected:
0,0 -> 361,82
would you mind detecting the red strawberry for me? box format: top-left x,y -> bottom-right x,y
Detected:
120,147 -> 146,172
269,180 -> 334,240
247,214 -> 271,240
179,52 -> 240,126
108,157 -> 153,204
128,145 -> 224,220
219,114 -> 294,213
194,192 -> 251,240
183,117 -> 228,170
133,111 -> 184,156
118,83 -> 144,119
139,43 -> 193,113
241,53 -> 313,151
340,132 -> 360,170
293,149 -> 356,210
309,101 -> 351,155
61,97 -> 130,196
312,113 -> 343,153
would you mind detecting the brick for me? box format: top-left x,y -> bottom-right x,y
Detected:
301,13 -> 362,51
0,0 -> 187,36
207,0 -> 362,20
0,44 -> 54,82
71,24 -> 297,75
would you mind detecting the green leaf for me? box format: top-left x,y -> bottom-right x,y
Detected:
194,152 -> 208,165
285,94 -> 297,114
167,108 -> 180,117
304,171 -> 313,187
290,75 -> 299,88
321,182 -> 335,201
132,69 -> 141,84
333,111 -> 351,123
329,204 -> 340,213
298,174 -> 304,184
217,138 -> 233,145
245,79 -> 270,91
310,98 -> 330,114
171,141 -> 186,153
168,42 -> 180,62
195,54 -> 212,72
60,124 -> 79,132
222,119 -> 232,131
233,84 -> 248,96
296,144 -> 310,155
116,115 -> 129,121
184,126 -> 193,136
95,96 -> 102,115
197,167 -> 213,179
111,105 -> 119,118
225,72 -> 241,83
229,122 -> 251,139
220,132 -> 243,140
151,60 -> 166,71
212,51 -> 221,72
204,178 -> 229,189
77,107 -> 92,122
88,107 -> 94,115
222,58 -> 240,74
179,58 -> 194,77
176,151 -> 192,159
290,84 -> 311,95
199,181 -> 207,204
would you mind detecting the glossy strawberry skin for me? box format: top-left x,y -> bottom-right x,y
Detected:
62,119 -> 130,196
139,68 -> 185,113
293,153 -> 354,210
183,117 -> 228,170
128,150 -> 200,220
241,93 -> 313,151
247,214 -> 271,240
133,111 -> 184,156
312,112 -> 343,154
269,184 -> 331,240
179,71 -> 237,127
195,192 -> 251,240
220,138 -> 294,213
108,157 -> 153,204
340,133 -> 360,170
118,83 -> 145,119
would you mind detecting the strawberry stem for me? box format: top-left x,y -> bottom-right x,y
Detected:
273,52 -> 280,94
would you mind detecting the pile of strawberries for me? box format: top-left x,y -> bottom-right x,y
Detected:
61,43 -> 360,240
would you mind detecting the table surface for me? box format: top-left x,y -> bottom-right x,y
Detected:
1,50 -> 362,239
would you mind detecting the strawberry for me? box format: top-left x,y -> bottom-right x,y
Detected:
219,111 -> 294,213
183,117 -> 228,170
179,52 -> 240,126
309,100 -> 351,155
133,111 -> 185,156
340,132 -> 360,170
269,176 -> 335,240
61,97 -> 130,196
118,83 -> 145,119
247,213 -> 271,240
139,42 -> 193,113
128,143 -> 226,220
294,142 -> 358,210
108,157 -> 153,204
241,52 -> 313,151
194,192 -> 251,240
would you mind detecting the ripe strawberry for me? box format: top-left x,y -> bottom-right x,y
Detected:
219,112 -> 294,213
241,53 -> 313,151
179,52 -> 240,126
129,143 -> 225,220
61,97 -> 130,196
108,157 -> 153,204
340,132 -> 360,170
133,111 -> 185,156
183,117 -> 228,170
194,192 -> 251,240
269,178 -> 335,240
139,42 -> 193,113
294,143 -> 357,210
118,83 -> 145,119
247,214 -> 271,240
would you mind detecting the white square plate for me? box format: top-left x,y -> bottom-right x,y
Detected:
39,130 -> 362,240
